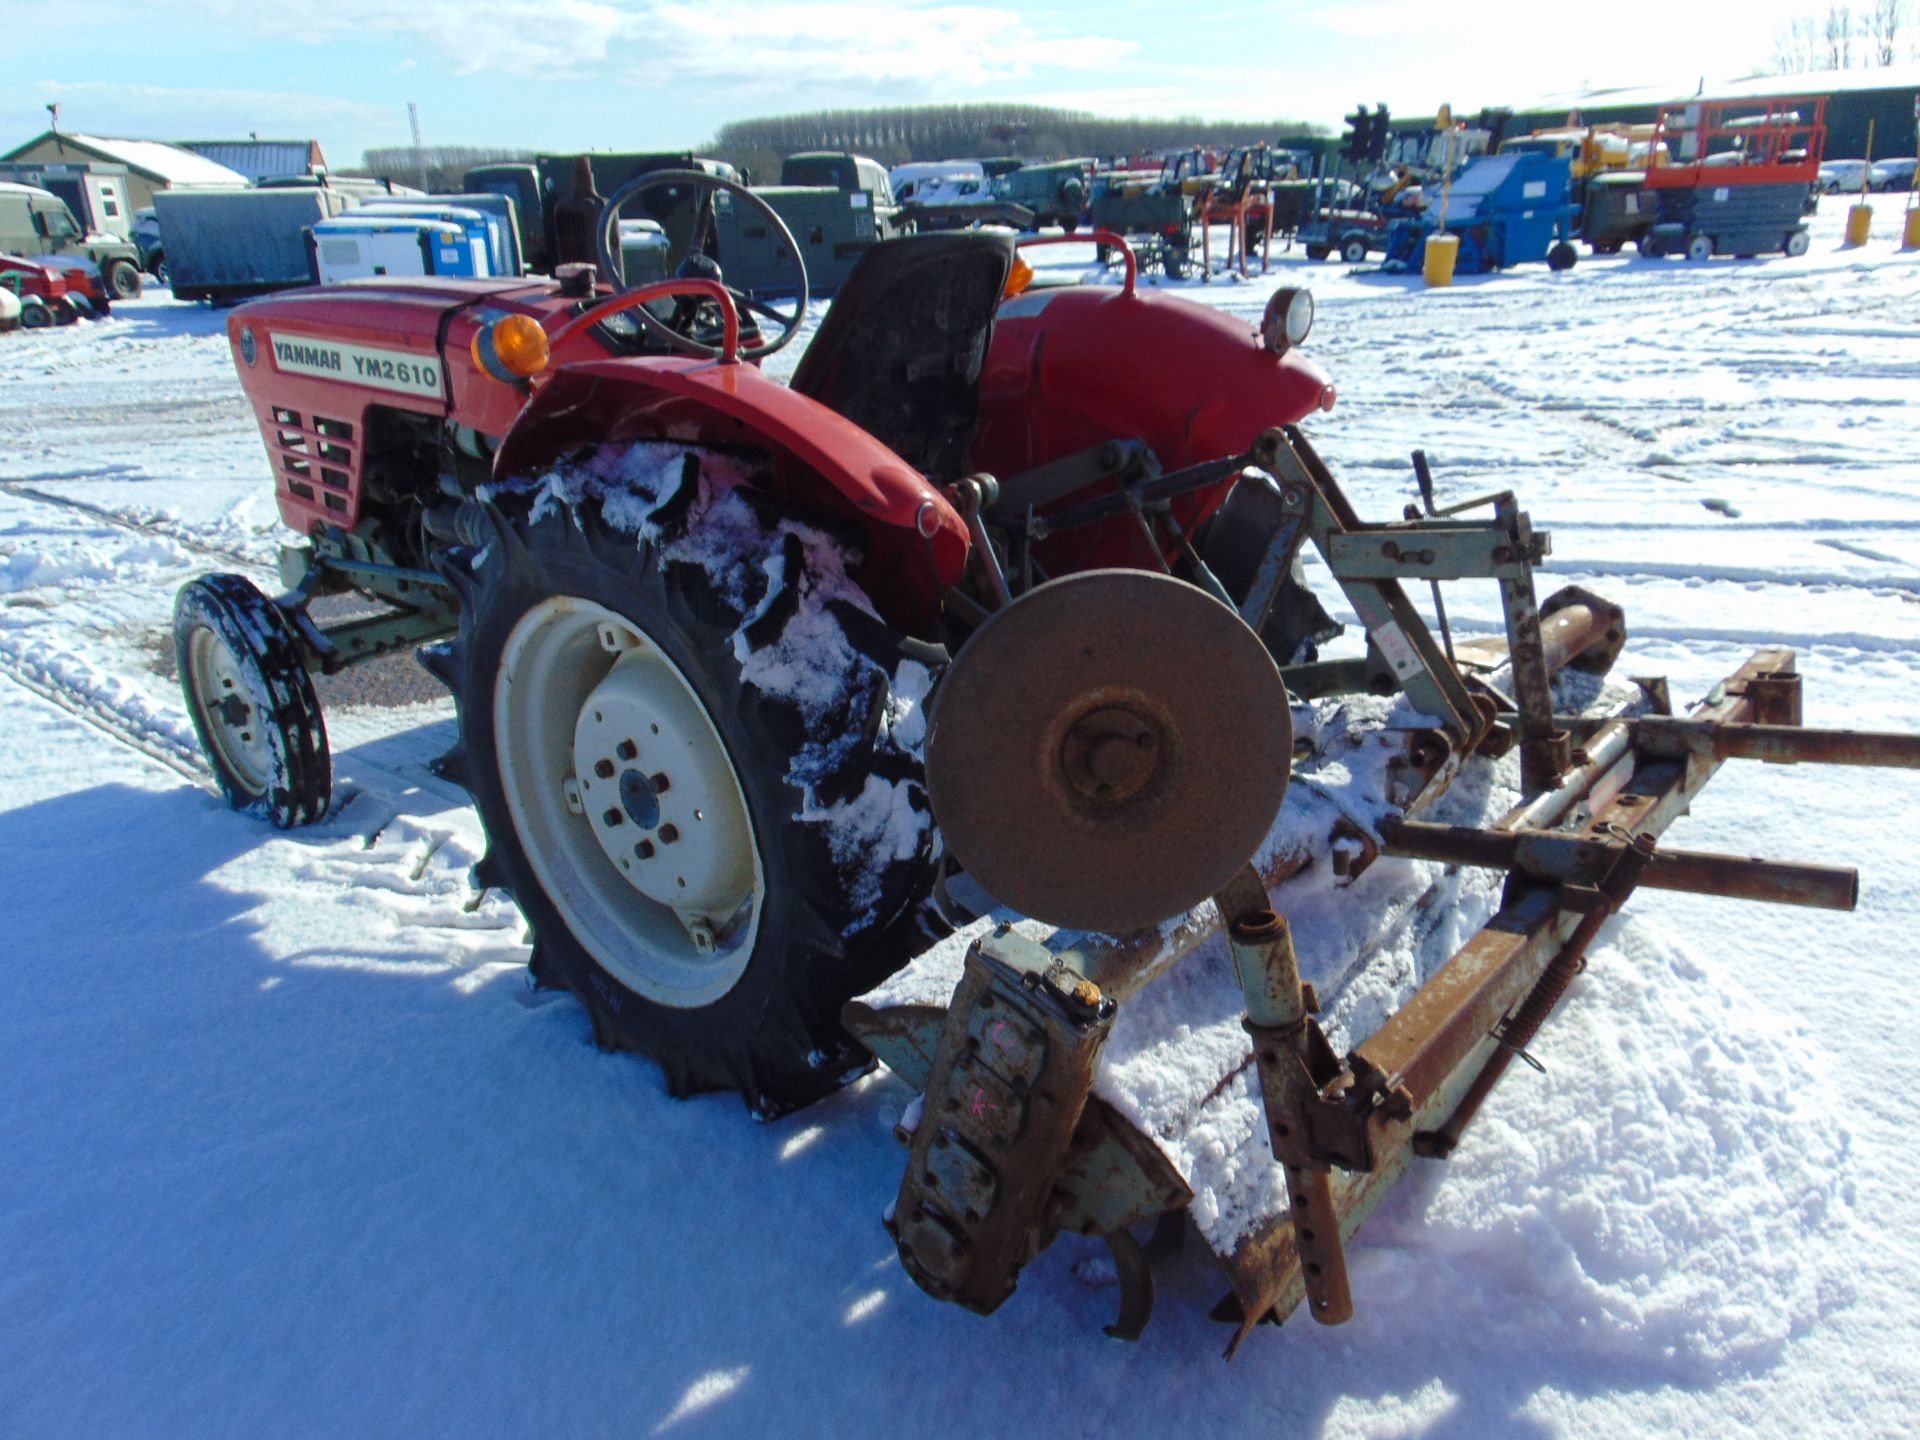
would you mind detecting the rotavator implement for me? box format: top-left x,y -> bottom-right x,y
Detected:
173,172 -> 1920,1352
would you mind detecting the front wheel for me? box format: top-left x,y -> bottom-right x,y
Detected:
103,259 -> 142,300
1547,240 -> 1578,271
1785,229 -> 1810,257
434,456 -> 942,1115
1305,244 -> 1330,261
1686,233 -> 1714,262
1340,235 -> 1369,264
174,573 -> 332,828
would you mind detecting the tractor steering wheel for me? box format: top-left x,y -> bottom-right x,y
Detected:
595,169 -> 810,362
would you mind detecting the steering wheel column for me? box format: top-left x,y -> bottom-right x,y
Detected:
593,169 -> 811,362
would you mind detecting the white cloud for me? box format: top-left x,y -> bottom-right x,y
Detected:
18,81 -> 397,143
1303,2 -> 1445,38
209,0 -> 1134,85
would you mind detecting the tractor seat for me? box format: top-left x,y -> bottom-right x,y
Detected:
788,231 -> 1016,483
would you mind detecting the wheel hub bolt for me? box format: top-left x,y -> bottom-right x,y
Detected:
619,769 -> 662,829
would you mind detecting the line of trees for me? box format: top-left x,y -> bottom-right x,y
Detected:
1773,2 -> 1913,71
709,103 -> 1322,180
357,106 -> 1324,190
360,144 -> 533,192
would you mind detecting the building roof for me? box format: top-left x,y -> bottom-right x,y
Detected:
1512,60 -> 1920,117
177,139 -> 326,184
0,132 -> 248,187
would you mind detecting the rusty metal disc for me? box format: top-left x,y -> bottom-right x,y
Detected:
927,569 -> 1292,934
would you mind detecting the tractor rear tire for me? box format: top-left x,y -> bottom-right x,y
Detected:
432,468 -> 942,1116
174,573 -> 332,828
104,259 -> 142,300
21,303 -> 52,329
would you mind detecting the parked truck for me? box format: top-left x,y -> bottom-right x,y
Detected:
153,186 -> 357,303
0,181 -> 145,298
718,152 -> 907,296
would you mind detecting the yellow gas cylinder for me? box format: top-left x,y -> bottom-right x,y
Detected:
1845,204 -> 1874,247
1423,232 -> 1460,287
1903,208 -> 1920,250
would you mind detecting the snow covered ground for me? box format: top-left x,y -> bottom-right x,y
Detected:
3,198 -> 1917,1439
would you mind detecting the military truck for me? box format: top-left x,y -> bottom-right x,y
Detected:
995,158 -> 1094,230
0,182 -> 145,298
715,152 -> 906,296
0,161 -> 135,241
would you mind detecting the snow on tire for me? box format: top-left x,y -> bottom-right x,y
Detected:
429,443 -> 944,1116
173,572 -> 332,828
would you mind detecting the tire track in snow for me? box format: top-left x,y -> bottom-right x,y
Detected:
0,481 -> 259,569
0,635 -> 207,782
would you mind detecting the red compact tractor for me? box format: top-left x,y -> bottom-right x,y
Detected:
175,172 -> 1918,1346
1,253 -> 109,327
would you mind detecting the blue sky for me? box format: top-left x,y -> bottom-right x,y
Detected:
13,1 -> 1810,165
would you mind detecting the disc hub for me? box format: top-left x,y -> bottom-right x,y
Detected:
1059,704 -> 1165,809
926,569 -> 1293,934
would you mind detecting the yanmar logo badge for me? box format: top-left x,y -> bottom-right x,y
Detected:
273,339 -> 341,372
269,335 -> 443,399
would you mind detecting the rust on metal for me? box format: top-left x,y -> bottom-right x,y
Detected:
1211,647 -> 1864,1354
1381,819 -> 1860,911
1633,718 -> 1920,769
887,931 -> 1117,1314
1222,896 -> 1357,1325
924,568 -> 1293,934
1416,832 -> 1657,1157
1538,584 -> 1627,676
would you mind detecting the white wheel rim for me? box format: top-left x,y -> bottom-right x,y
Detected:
495,597 -> 764,1008
187,625 -> 273,796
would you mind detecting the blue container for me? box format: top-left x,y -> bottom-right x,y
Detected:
349,202 -> 503,276
309,215 -> 480,283
1384,152 -> 1579,273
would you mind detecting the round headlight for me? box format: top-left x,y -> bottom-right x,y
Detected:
1261,287 -> 1314,353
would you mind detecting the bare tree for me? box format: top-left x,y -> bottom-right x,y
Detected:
1771,1 -> 1912,69
1773,15 -> 1821,70
1823,4 -> 1855,68
1865,0 -> 1903,63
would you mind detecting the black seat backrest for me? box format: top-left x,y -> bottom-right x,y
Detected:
788,231 -> 1015,482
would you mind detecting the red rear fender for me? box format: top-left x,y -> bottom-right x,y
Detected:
492,357 -> 969,636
